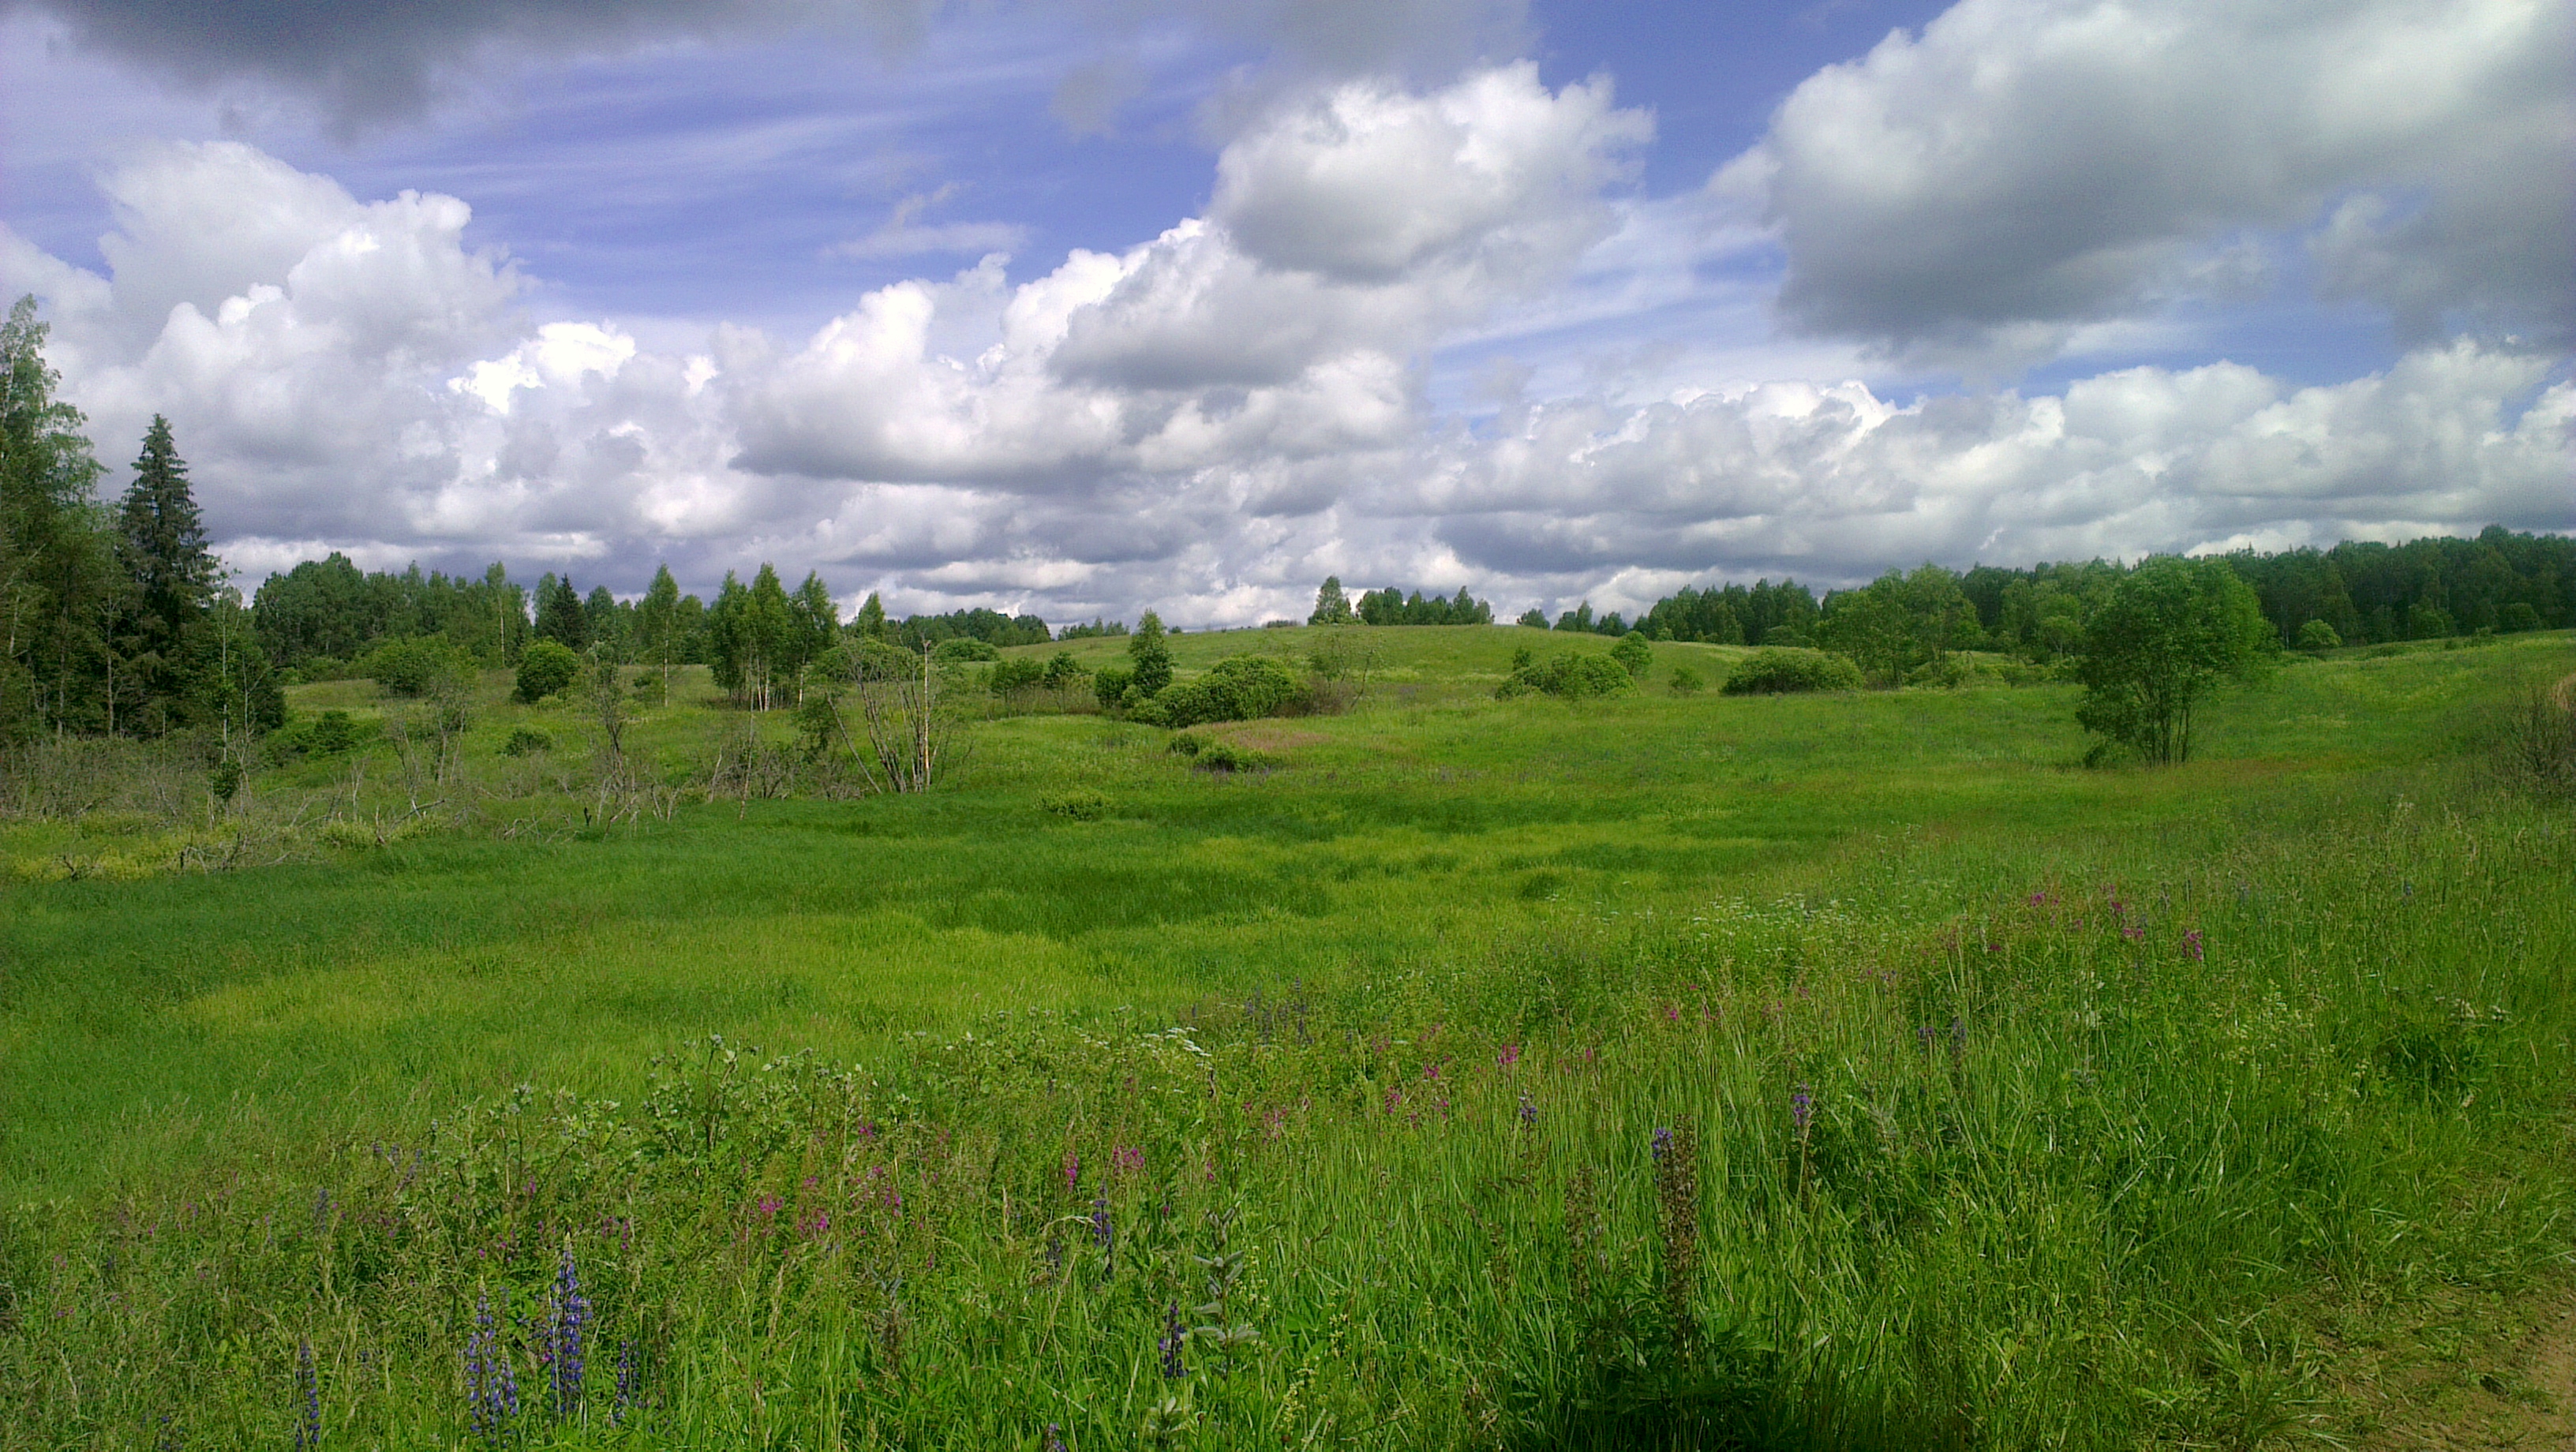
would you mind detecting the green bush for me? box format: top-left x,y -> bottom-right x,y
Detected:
362,638 -> 470,697
2499,602 -> 2544,633
500,726 -> 553,758
513,640 -> 583,703
1668,666 -> 1705,695
1092,664 -> 1135,712
988,657 -> 1046,695
1167,732 -> 1204,756
2296,619 -> 2342,651
1192,741 -> 1277,773
1609,631 -> 1653,678
1037,789 -> 1111,820
934,638 -> 1001,664
1041,651 -> 1090,690
1721,648 -> 1865,695
1136,656 -> 1309,729
1500,648 -> 1636,700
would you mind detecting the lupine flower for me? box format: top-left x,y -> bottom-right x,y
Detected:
1651,1126 -> 1675,1162
1159,1302 -> 1187,1379
1496,1043 -> 1521,1068
1791,1086 -> 1814,1140
1046,1424 -> 1068,1452
1089,1197 -> 1114,1259
1518,1093 -> 1537,1127
1916,1024 -> 1935,1048
549,1247 -> 589,1417
612,1338 -> 639,1427
465,1292 -> 519,1446
294,1338 -> 320,1450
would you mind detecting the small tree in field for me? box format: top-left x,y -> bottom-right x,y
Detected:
2076,557 -> 2272,765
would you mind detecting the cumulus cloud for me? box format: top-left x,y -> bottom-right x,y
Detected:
1417,342 -> 2575,596
1748,0 -> 2574,360
0,68 -> 2564,631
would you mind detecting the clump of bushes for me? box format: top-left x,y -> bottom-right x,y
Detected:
1191,741 -> 1277,773
500,726 -> 554,758
1668,667 -> 1705,695
1495,647 -> 1634,700
1721,648 -> 1864,695
1038,788 -> 1111,820
362,638 -> 472,697
514,640 -> 583,703
933,638 -> 1001,664
1133,656 -> 1308,728
271,708 -> 373,758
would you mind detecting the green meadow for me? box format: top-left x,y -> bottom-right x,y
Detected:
4,626 -> 2572,1448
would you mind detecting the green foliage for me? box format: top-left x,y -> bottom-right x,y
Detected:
893,605 -> 1050,651
1516,607 -> 1548,628
361,637 -> 471,697
987,656 -> 1046,695
1668,666 -> 1705,695
1722,648 -> 1864,695
1056,616 -> 1127,639
1040,651 -> 1090,690
1140,655 -> 1307,728
1354,584 -> 1492,625
1166,731 -> 1204,755
513,639 -> 583,704
2297,618 -> 2343,651
1308,575 -> 1354,626
1037,788 -> 1111,819
1092,664 -> 1135,710
1188,739 -> 1276,772
2075,556 -> 2274,765
933,636 -> 1001,664
1128,612 -> 1174,697
1609,631 -> 1653,678
500,725 -> 554,758
534,572 -> 589,651
1500,648 -> 1634,700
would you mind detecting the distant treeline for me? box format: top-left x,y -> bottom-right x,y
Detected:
1305,578 -> 1495,626
1536,528 -> 2572,661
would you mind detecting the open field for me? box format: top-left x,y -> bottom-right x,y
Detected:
3,627 -> 2573,1448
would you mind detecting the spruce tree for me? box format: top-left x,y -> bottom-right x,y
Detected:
853,591 -> 890,642
536,574 -> 589,651
116,415 -> 217,722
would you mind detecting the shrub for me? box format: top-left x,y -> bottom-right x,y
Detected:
514,640 -> 583,703
2296,619 -> 2342,651
1609,631 -> 1653,678
1721,649 -> 1864,695
1192,742 -> 1277,773
934,638 -> 1001,664
1668,667 -> 1705,695
1500,649 -> 1634,701
1167,732 -> 1204,756
1038,789 -> 1111,820
988,657 -> 1046,695
500,726 -> 553,758
1092,665 -> 1135,711
1140,656 -> 1309,730
2499,602 -> 2544,633
363,638 -> 470,697
1041,652 -> 1090,690
2498,682 -> 2576,798
274,709 -> 371,757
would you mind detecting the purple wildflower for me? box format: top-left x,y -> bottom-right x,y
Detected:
1651,1126 -> 1675,1161
2181,928 -> 2205,961
1113,1146 -> 1144,1174
1159,1301 -> 1187,1379
1046,1424 -> 1068,1452
1518,1093 -> 1537,1127
1089,1196 -> 1114,1273
612,1338 -> 639,1427
549,1245 -> 589,1417
1496,1043 -> 1521,1068
1791,1086 -> 1814,1140
1061,1149 -> 1081,1199
294,1338 -> 320,1450
465,1292 -> 518,1446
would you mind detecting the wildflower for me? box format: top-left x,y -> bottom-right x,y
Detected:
1518,1093 -> 1537,1128
2181,929 -> 2205,961
294,1338 -> 320,1450
464,1292 -> 519,1446
612,1339 -> 638,1427
1089,1197 -> 1114,1268
1791,1086 -> 1814,1140
1651,1126 -> 1675,1162
1113,1146 -> 1145,1174
1497,1043 -> 1521,1068
1046,1424 -> 1068,1452
1062,1149 -> 1081,1199
1650,1125 -> 1702,1352
549,1245 -> 590,1417
1159,1302 -> 1187,1379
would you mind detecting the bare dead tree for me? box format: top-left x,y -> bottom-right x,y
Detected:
819,642 -> 967,793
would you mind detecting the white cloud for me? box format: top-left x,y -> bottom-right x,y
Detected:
0,65 -> 2564,631
1748,0 -> 2573,361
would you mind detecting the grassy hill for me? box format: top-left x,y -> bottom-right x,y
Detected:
2,628 -> 2570,1446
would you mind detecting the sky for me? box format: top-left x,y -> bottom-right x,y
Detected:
2,0 -> 2568,626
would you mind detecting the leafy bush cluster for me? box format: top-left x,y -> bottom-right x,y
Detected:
1166,732 -> 1279,773
1134,656 -> 1307,728
1496,646 -> 1636,700
512,640 -> 583,704
1720,649 -> 1864,695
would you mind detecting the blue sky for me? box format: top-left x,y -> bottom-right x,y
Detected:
2,0 -> 2566,623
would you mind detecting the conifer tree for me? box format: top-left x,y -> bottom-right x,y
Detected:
853,590 -> 890,641
536,574 -> 589,651
114,415 -> 218,731
1,295 -> 111,738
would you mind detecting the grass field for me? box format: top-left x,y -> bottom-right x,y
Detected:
3,626 -> 2571,1448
